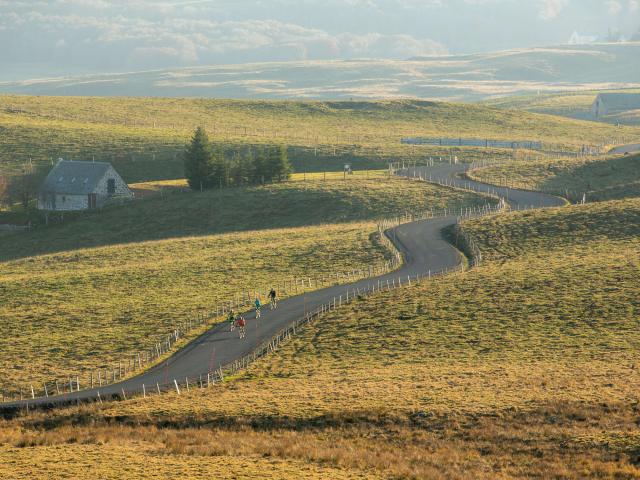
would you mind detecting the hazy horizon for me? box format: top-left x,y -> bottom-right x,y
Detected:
1,0 -> 639,81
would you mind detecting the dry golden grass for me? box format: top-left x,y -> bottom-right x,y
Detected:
0,440 -> 381,479
2,401 -> 640,479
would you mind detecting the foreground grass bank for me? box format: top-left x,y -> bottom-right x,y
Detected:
4,198 -> 638,478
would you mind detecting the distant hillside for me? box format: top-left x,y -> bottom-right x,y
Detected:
486,88 -> 640,125
3,96 -> 636,184
1,43 -> 639,100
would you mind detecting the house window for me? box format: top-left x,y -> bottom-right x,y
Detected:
62,196 -> 66,202
107,179 -> 116,195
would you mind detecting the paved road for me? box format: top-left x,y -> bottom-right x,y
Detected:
1,163 -> 565,410
609,143 -> 640,155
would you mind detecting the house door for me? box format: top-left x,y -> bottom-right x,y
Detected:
88,193 -> 97,209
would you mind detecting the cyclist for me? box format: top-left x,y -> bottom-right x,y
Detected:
254,297 -> 262,318
268,288 -> 277,309
236,315 -> 247,339
227,310 -> 236,332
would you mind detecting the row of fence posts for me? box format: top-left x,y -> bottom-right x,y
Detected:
2,243 -> 406,403
5,160 -> 510,406
13,260 -> 470,412
85,184 -> 511,407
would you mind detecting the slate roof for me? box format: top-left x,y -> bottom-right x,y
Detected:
596,93 -> 640,112
39,160 -> 113,195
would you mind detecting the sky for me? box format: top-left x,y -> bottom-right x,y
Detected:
0,0 -> 639,80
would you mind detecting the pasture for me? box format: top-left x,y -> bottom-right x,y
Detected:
2,198 -> 638,478
2,96 -> 638,182
0,174 -> 487,390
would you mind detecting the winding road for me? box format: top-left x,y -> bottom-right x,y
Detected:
609,143 -> 640,155
1,163 -> 565,411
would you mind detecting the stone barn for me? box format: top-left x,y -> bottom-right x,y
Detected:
37,160 -> 133,211
592,93 -> 640,119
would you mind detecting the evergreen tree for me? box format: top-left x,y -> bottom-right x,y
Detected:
253,147 -> 268,184
265,146 -> 280,182
209,147 -> 230,188
269,144 -> 291,182
184,127 -> 213,190
277,144 -> 292,181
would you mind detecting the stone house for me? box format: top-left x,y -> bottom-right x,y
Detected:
37,160 -> 133,211
592,93 -> 640,119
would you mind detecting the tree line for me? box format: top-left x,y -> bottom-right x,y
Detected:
184,127 -> 292,190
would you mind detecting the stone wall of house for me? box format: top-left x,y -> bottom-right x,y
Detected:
94,166 -> 133,208
38,193 -> 88,211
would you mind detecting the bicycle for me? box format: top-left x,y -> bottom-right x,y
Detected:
237,317 -> 247,339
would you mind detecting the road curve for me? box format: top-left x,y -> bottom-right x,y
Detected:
1,163 -> 565,411
609,144 -> 640,155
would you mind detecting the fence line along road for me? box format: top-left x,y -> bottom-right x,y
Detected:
1,162 -> 564,412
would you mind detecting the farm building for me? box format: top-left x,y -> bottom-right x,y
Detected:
592,93 -> 640,119
37,160 -> 133,211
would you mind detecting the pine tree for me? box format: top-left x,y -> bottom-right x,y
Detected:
269,144 -> 291,182
253,147 -> 268,184
230,152 -> 252,186
184,127 -> 213,190
276,144 -> 292,181
209,148 -> 230,188
265,146 -> 280,183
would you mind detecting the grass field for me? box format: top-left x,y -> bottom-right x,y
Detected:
3,198 -> 638,478
1,96 -> 638,182
0,174 -> 489,391
0,174 -> 488,260
468,153 -> 640,202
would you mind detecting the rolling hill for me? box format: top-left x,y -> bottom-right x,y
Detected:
3,197 -> 639,478
1,95 -> 638,184
1,43 -> 639,101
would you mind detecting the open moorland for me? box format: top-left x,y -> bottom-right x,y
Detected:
1,198 -> 638,479
0,92 -> 639,479
1,95 -> 638,182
